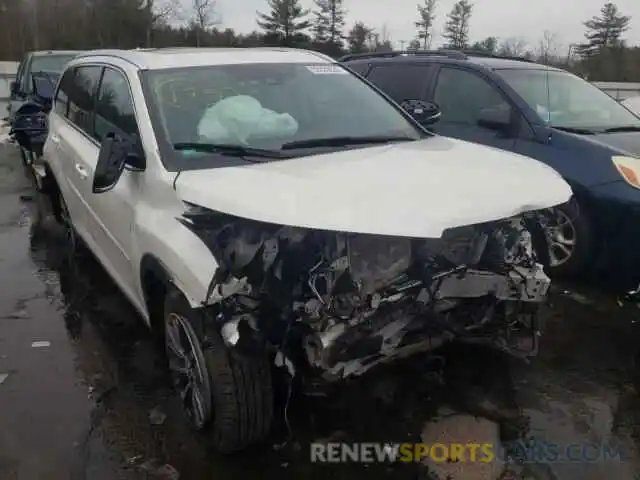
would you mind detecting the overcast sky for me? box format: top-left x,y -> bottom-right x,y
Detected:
212,0 -> 640,52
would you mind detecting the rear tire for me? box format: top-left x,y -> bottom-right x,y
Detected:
546,199 -> 593,278
163,287 -> 274,453
19,146 -> 30,166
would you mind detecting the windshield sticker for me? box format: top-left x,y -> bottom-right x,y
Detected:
305,65 -> 348,75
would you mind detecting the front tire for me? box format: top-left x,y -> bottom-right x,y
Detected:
545,199 -> 593,278
163,288 -> 274,453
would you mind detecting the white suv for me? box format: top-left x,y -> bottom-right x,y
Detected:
42,47 -> 572,452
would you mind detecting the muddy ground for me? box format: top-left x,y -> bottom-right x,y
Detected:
1,142 -> 640,479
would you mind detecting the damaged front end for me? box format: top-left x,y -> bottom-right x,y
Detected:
180,203 -> 551,381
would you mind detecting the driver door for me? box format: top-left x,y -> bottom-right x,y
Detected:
85,66 -> 141,300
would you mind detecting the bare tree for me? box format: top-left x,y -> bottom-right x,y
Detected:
537,30 -> 559,64
192,0 -> 220,46
139,0 -> 179,47
497,36 -> 528,57
374,24 -> 393,51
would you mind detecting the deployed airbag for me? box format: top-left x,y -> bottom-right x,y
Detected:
197,95 -> 299,144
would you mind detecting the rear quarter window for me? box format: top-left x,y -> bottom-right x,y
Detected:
344,62 -> 370,76
365,64 -> 431,104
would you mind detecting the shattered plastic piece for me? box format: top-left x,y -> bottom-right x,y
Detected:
31,341 -> 50,348
568,292 -> 590,305
149,406 -> 167,425
4,309 -> 29,319
125,455 -> 143,466
274,351 -> 295,376
0,373 -> 8,384
154,464 -> 180,480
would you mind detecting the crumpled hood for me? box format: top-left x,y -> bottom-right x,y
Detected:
174,136 -> 572,238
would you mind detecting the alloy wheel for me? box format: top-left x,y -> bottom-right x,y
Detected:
165,313 -> 212,430
545,208 -> 577,267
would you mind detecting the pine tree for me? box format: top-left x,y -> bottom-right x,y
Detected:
577,2 -> 631,57
415,0 -> 437,49
470,36 -> 497,53
407,38 -> 422,51
347,22 -> 374,54
257,0 -> 311,46
312,0 -> 346,47
442,0 -> 473,49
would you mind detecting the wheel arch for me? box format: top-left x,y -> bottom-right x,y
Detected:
139,253 -> 173,337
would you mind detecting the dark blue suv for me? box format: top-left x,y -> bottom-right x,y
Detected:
341,50 -> 640,287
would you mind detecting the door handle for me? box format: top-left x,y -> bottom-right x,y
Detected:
50,134 -> 60,144
74,163 -> 88,179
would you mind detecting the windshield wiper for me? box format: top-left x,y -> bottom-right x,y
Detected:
173,142 -> 289,159
280,135 -> 416,150
601,126 -> 640,133
551,126 -> 597,135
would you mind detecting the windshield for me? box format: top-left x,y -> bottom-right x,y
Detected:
142,62 -> 425,160
31,54 -> 76,73
498,69 -> 640,130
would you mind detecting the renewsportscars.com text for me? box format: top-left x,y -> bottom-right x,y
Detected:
310,441 -> 626,464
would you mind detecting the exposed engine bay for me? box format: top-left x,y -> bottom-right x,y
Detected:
180,203 -> 551,380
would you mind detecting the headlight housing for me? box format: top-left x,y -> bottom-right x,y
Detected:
612,155 -> 640,189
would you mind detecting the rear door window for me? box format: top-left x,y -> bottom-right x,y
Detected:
366,64 -> 432,104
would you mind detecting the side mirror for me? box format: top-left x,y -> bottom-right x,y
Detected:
93,135 -> 124,193
477,105 -> 512,132
93,133 -> 145,193
401,100 -> 442,125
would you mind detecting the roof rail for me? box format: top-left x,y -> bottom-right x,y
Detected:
460,49 -> 535,63
338,49 -> 468,62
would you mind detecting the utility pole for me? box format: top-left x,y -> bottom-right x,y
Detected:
566,43 -> 577,64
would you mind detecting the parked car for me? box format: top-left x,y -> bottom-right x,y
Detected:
38,47 -> 570,452
622,96 -> 640,116
340,50 -> 640,285
8,50 -> 81,170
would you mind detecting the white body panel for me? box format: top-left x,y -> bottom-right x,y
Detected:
42,47 -> 572,321
176,136 -> 571,238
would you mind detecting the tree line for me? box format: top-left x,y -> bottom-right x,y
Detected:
0,0 -> 638,81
